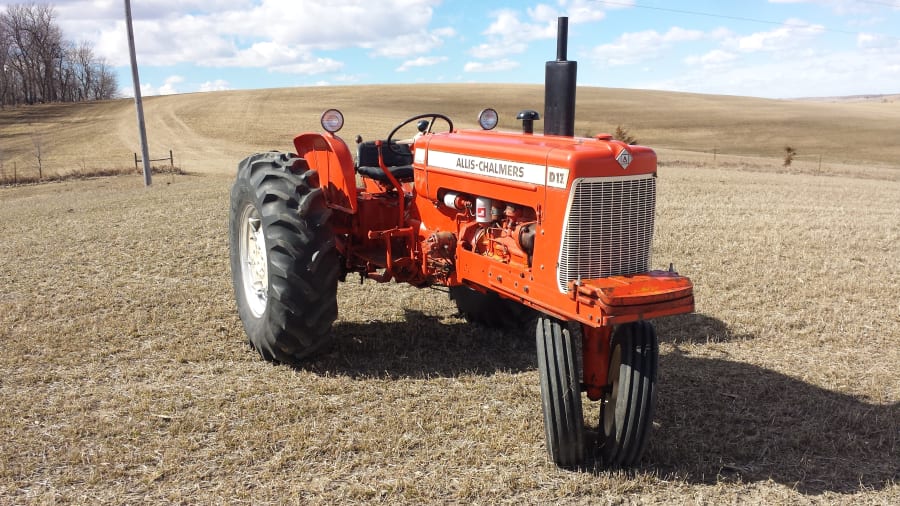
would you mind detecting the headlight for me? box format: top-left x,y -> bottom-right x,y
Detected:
320,109 -> 344,133
478,108 -> 499,130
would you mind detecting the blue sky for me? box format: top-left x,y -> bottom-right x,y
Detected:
48,0 -> 900,98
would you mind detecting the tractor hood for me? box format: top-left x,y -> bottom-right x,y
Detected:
414,129 -> 656,191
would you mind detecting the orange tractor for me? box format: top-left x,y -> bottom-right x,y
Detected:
229,18 -> 693,468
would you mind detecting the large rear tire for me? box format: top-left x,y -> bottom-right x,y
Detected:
599,321 -> 658,467
229,152 -> 339,364
536,316 -> 585,467
449,286 -> 536,329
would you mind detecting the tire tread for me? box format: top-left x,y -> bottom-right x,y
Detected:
229,151 -> 339,364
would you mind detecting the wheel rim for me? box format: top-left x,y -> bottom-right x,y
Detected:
238,203 -> 268,317
603,344 -> 622,435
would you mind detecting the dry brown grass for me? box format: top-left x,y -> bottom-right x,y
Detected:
1,159 -> 897,503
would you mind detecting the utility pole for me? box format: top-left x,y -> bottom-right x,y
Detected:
125,0 -> 151,186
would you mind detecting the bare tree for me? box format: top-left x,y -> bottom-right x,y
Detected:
70,41 -> 117,100
0,21 -> 11,106
71,40 -> 94,101
31,126 -> 43,179
614,125 -> 638,145
783,146 -> 797,168
92,58 -> 117,100
0,3 -> 118,106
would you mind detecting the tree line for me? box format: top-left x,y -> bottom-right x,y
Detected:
1,3 -> 118,107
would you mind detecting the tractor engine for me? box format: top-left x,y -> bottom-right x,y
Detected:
439,191 -> 537,268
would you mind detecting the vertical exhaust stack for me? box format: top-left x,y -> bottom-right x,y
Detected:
544,17 -> 577,137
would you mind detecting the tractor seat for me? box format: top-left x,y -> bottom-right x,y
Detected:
356,140 -> 414,184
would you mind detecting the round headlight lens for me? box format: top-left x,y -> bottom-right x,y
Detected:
321,109 -> 344,133
478,108 -> 499,130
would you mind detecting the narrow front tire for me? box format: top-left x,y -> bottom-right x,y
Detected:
536,316 -> 585,467
599,321 -> 658,467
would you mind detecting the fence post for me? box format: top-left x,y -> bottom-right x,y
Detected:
13,161 -> 16,185
134,152 -> 139,171
169,149 -> 174,168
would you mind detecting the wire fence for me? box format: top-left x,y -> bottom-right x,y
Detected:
654,146 -> 900,181
655,146 -> 867,169
1,146 -> 895,186
0,151 -> 177,185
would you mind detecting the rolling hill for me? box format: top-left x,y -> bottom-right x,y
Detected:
2,84 -> 899,180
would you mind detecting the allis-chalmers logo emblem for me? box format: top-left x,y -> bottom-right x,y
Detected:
616,149 -> 633,170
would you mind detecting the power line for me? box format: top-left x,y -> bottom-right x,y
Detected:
593,0 -> 900,41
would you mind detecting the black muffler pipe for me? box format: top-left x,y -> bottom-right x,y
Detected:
544,17 -> 577,137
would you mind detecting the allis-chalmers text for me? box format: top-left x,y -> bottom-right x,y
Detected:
455,157 -> 526,179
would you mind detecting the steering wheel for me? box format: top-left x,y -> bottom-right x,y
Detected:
385,113 -> 453,153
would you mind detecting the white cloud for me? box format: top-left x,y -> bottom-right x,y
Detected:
847,16 -> 887,27
396,56 -> 448,72
527,4 -> 560,24
469,0 -> 630,60
157,75 -> 184,95
685,49 -> 737,68
483,9 -> 556,45
215,0 -> 437,48
199,79 -> 230,92
710,27 -> 735,40
464,59 -> 520,73
333,74 -> 361,84
209,41 -> 302,68
121,74 -> 184,97
767,0 -> 886,15
559,0 -> 620,21
467,17 -> 529,59
857,32 -> 900,51
641,47 -> 900,98
468,42 -> 528,59
592,27 -> 704,66
527,0 -> 621,24
54,0 -> 445,74
270,58 -> 344,75
369,28 -> 456,58
199,41 -> 343,75
665,27 -> 707,42
735,19 -> 825,52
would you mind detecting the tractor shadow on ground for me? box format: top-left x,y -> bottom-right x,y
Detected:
305,309 -> 537,379
653,311 -> 755,344
305,310 -> 897,495
644,350 -> 898,495
637,313 -> 898,495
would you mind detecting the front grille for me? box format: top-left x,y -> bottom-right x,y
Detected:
557,174 -> 656,292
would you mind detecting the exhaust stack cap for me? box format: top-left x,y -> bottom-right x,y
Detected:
556,16 -> 569,61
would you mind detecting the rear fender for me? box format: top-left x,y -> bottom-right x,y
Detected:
293,132 -> 357,214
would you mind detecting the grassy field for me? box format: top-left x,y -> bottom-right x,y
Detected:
0,87 -> 898,503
